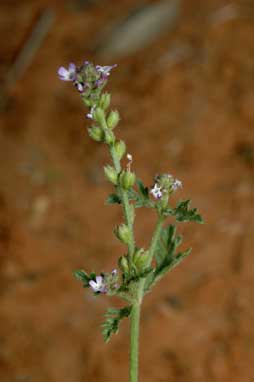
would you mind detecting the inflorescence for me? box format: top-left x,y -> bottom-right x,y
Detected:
57,60 -> 203,345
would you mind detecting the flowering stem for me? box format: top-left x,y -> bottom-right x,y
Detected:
129,302 -> 141,382
110,145 -> 135,257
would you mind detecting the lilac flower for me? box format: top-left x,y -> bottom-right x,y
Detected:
111,269 -> 117,276
86,105 -> 96,119
96,64 -> 117,77
150,183 -> 162,199
172,179 -> 182,191
89,275 -> 107,293
57,63 -> 76,81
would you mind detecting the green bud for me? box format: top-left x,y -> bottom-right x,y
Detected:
114,224 -> 131,245
133,249 -> 149,270
88,126 -> 104,142
118,256 -> 129,274
104,129 -> 115,145
104,165 -> 118,185
99,93 -> 111,110
94,107 -> 106,126
107,110 -> 120,130
114,140 -> 126,161
119,170 -> 136,190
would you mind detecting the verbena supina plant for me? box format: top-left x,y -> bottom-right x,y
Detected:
58,61 -> 203,382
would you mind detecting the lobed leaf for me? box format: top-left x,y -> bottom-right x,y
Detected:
102,305 -> 132,343
144,224 -> 191,292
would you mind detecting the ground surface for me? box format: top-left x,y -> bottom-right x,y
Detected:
0,1 -> 254,381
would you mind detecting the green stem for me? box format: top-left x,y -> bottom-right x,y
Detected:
129,303 -> 141,382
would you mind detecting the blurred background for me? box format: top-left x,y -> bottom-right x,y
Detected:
0,0 -> 254,381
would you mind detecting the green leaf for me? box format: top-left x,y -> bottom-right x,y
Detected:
169,199 -> 204,223
73,270 -> 90,284
106,193 -> 121,204
153,225 -> 182,268
144,225 -> 191,293
145,248 -> 192,292
73,269 -> 96,288
126,266 -> 153,285
102,306 -> 132,343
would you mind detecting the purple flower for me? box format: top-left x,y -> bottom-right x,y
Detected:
150,183 -> 162,199
58,63 -> 76,81
96,64 -> 117,77
89,275 -> 107,293
111,269 -> 117,276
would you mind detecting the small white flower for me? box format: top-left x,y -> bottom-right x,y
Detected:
150,183 -> 162,199
172,179 -> 182,191
89,275 -> 107,293
86,105 -> 96,119
127,153 -> 133,162
96,64 -> 117,77
57,63 -> 76,81
76,82 -> 84,92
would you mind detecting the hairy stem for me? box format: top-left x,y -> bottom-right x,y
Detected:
129,302 -> 141,382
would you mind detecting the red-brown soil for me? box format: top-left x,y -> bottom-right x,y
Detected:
0,1 -> 253,381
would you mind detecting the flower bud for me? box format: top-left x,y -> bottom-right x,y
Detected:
114,224 -> 131,245
114,140 -> 126,161
94,107 -> 106,126
104,165 -> 118,185
133,249 -> 149,270
99,93 -> 111,110
104,130 -> 115,145
107,110 -> 120,130
119,170 -> 136,190
88,126 -> 104,142
118,256 -> 129,274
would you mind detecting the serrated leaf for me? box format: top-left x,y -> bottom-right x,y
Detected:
154,224 -> 178,267
102,306 -> 132,343
106,193 -> 122,204
144,225 -> 192,293
170,199 -> 204,223
145,248 -> 192,292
